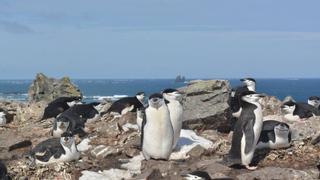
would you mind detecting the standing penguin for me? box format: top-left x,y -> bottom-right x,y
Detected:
162,88 -> 184,150
256,120 -> 291,150
141,93 -> 174,160
30,132 -> 80,165
229,91 -> 265,170
229,78 -> 256,118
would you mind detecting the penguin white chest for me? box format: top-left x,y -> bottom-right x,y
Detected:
53,127 -> 65,137
60,144 -> 80,162
0,112 -> 6,126
143,106 -> 174,160
167,101 -> 183,149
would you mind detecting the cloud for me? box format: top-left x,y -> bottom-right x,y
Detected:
0,20 -> 35,34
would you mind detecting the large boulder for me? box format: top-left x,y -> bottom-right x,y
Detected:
180,80 -> 231,131
28,73 -> 82,102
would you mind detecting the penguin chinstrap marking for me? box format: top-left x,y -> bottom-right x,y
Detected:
52,110 -> 88,138
229,91 -> 265,170
162,88 -> 184,150
141,93 -> 174,160
281,101 -> 320,121
41,96 -> 82,120
102,92 -> 145,117
228,78 -> 256,118
308,96 -> 320,110
256,120 -> 291,150
30,132 -> 80,165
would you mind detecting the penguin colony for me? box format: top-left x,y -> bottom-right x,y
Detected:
1,78 -> 320,179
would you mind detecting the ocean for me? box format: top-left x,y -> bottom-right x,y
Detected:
0,79 -> 319,102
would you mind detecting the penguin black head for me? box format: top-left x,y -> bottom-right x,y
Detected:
240,91 -> 265,103
281,101 -> 296,114
53,115 -> 71,137
162,88 -> 183,101
240,78 -> 256,89
148,93 -> 165,109
136,92 -> 145,102
274,122 -> 290,138
60,132 -> 75,149
308,96 -> 320,108
240,78 -> 256,83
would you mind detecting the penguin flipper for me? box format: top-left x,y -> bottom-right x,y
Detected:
140,107 -> 147,149
243,118 -> 255,154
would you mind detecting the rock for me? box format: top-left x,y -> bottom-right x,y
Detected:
80,169 -> 133,180
180,80 -> 231,131
134,169 -> 163,180
28,73 -> 82,102
187,145 -> 206,158
91,145 -> 119,159
283,96 -> 296,103
261,95 -> 283,116
237,167 -> 317,180
15,101 -> 46,122
288,116 -> 320,141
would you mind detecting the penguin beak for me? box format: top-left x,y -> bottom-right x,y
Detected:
240,78 -> 245,82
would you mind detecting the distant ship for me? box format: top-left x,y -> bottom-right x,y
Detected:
175,75 -> 186,83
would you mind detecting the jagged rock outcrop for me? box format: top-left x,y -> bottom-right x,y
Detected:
28,73 -> 82,102
179,80 -> 231,131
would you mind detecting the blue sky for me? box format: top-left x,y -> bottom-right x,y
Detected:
0,0 -> 319,79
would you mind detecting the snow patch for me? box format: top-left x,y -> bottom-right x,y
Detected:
77,138 -> 92,152
170,129 -> 214,160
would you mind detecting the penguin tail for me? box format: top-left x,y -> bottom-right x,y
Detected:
8,140 -> 32,152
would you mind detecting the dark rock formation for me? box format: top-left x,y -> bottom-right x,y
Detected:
28,73 -> 82,102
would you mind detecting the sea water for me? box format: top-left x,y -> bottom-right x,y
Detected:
0,79 -> 319,102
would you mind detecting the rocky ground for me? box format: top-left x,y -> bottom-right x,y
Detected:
0,78 -> 320,180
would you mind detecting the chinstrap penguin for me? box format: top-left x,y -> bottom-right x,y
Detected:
141,93 -> 174,160
229,91 -> 265,170
256,120 -> 291,150
41,96 -> 82,120
30,132 -> 80,165
64,103 -> 100,123
281,101 -> 320,121
162,88 -> 184,150
101,92 -> 145,117
308,96 -> 320,110
228,78 -> 256,118
52,111 -> 87,137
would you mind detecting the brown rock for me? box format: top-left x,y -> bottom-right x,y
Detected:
28,73 -> 82,103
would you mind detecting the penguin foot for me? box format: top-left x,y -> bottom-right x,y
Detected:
245,165 -> 257,171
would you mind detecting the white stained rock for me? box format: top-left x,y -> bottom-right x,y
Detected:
80,169 -> 132,180
120,154 -> 145,174
170,129 -> 214,160
77,138 -> 92,152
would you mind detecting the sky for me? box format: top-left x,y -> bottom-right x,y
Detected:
0,0 -> 319,79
